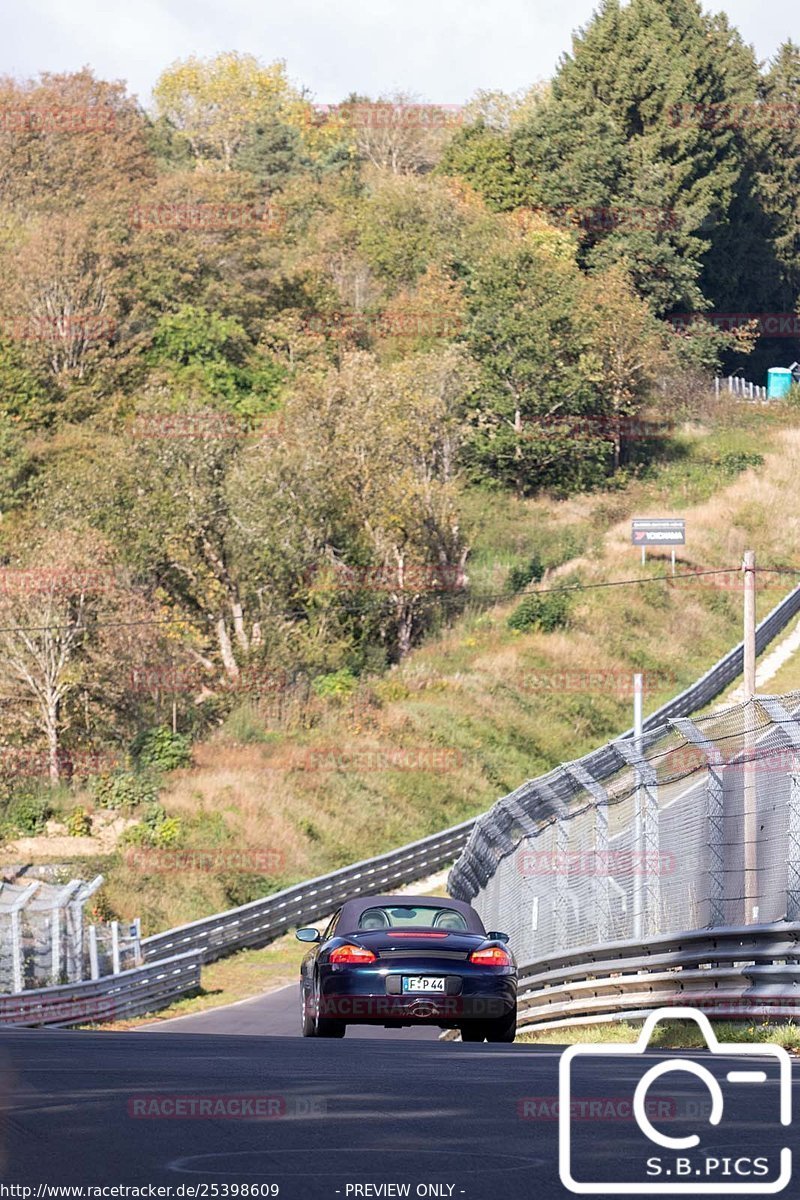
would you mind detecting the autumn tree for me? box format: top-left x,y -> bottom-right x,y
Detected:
0,533 -> 116,782
576,266 -> 669,468
153,53 -> 302,170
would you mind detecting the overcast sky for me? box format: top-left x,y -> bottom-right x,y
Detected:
3,0 -> 796,108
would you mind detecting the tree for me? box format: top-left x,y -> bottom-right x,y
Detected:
437,121 -> 522,212
460,235 -> 605,495
153,53 -> 301,170
576,266 -> 669,468
337,92 -> 456,175
509,0 -> 763,315
0,212 -> 118,381
0,533 -> 112,782
754,42 -> 800,313
148,304 -> 285,416
226,348 -> 472,665
0,69 -> 153,213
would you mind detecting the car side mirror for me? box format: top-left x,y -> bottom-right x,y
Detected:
487,931 -> 510,943
295,927 -> 321,943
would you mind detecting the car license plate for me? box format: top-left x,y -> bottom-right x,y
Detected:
403,976 -> 446,993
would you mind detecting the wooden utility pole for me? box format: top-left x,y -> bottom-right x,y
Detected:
742,550 -> 757,922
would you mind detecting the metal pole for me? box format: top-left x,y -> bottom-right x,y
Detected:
742,550 -> 757,922
743,551 -> 756,698
788,769 -> 800,923
633,673 -> 644,939
88,924 -> 100,980
671,547 -> 676,576
9,882 -> 40,993
111,920 -> 121,975
641,545 -> 646,567
51,907 -> 60,984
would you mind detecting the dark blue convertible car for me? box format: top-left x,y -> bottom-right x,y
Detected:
296,893 -> 517,1042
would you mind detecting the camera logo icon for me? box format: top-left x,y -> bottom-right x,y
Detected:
559,1006 -> 792,1194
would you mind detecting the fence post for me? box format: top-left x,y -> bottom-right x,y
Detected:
615,740 -> 660,937
671,718 -> 726,926
73,875 -> 104,982
758,698 -> 800,922
132,917 -> 142,965
51,907 -> 60,984
554,817 -> 570,949
111,920 -> 121,975
88,924 -> 100,980
9,882 -> 41,994
562,762 -> 611,944
788,772 -> 800,922
50,881 -> 81,985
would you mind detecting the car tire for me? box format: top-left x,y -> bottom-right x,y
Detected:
316,1018 -> 346,1038
300,985 -> 317,1037
459,1024 -> 486,1042
485,1004 -> 517,1044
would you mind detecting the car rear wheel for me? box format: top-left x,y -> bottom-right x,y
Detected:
300,986 -> 317,1037
459,1024 -> 486,1042
485,1004 -> 517,1043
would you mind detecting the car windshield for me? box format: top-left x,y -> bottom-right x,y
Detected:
357,905 -> 468,931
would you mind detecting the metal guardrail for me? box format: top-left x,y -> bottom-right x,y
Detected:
515,922 -> 800,1032
0,950 -> 201,1028
142,819 -> 475,964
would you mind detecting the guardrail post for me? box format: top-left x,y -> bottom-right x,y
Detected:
562,762 -> 611,944
671,719 -> 726,927
615,740 -> 660,938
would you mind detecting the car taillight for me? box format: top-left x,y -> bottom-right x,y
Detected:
469,946 -> 512,967
329,943 -> 377,964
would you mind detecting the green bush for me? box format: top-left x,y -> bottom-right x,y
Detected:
506,552 -> 544,594
508,590 -> 572,633
66,807 -> 93,837
312,669 -> 358,699
132,726 -> 192,772
92,771 -> 158,811
718,451 -> 764,475
121,802 -> 182,848
7,792 -> 53,835
219,872 -> 278,907
221,702 -> 273,744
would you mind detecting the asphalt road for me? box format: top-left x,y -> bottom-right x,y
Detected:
0,1028 -> 795,1198
145,984 -> 439,1039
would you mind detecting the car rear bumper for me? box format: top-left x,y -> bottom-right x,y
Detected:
316,967 -> 516,1026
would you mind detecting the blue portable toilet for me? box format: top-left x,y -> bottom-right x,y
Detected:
767,367 -> 793,399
